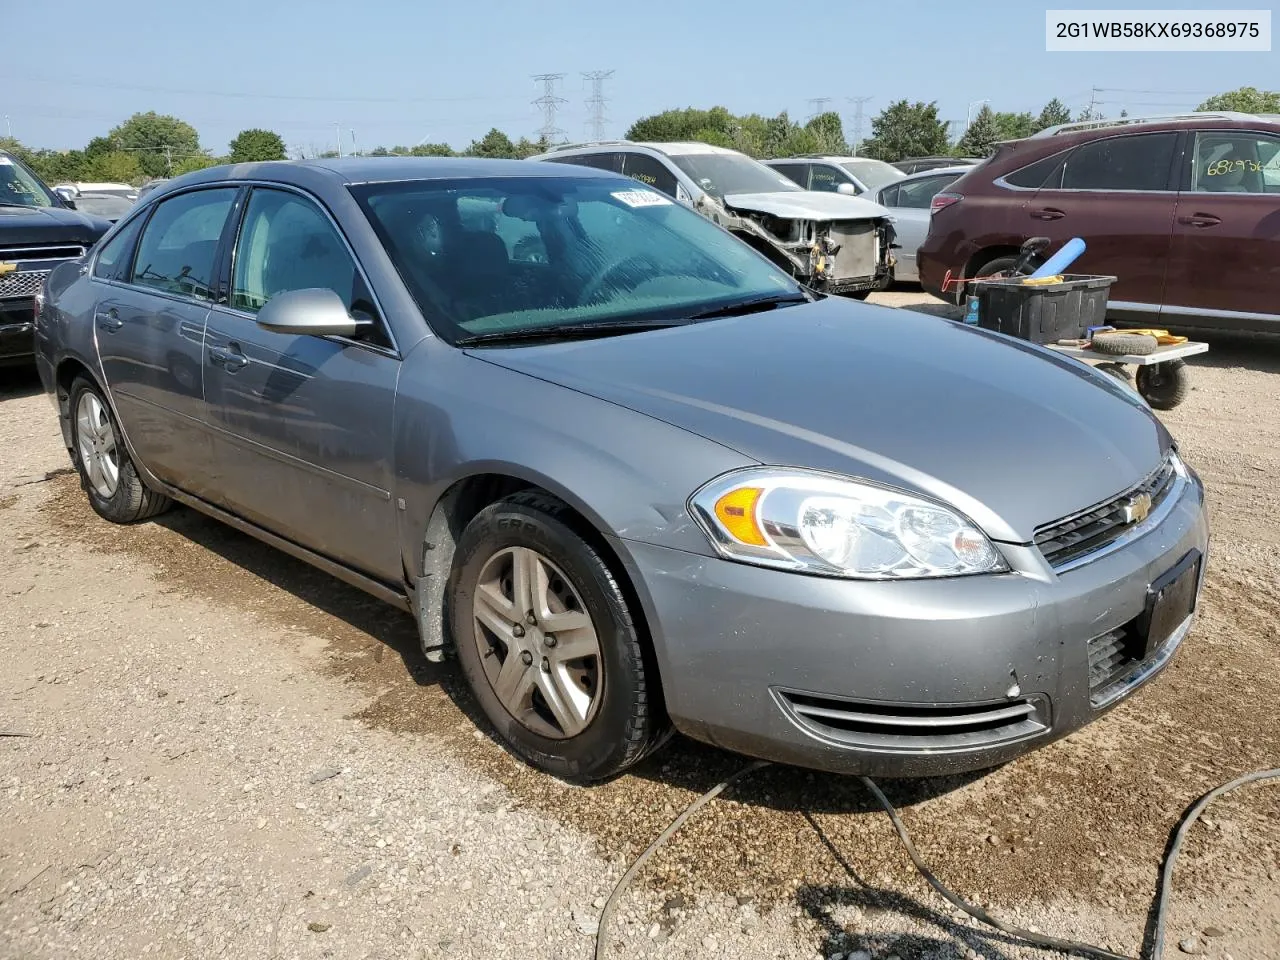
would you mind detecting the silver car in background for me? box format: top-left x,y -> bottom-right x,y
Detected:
534,141 -> 896,298
37,158 -> 1207,784
870,165 -> 971,283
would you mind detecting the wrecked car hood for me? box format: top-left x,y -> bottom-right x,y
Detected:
723,191 -> 891,222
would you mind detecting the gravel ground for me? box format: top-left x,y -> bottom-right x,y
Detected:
1,291 -> 1278,960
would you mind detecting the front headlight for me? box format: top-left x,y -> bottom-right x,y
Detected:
689,468 -> 1008,580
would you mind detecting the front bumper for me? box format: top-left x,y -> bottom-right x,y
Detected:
0,298 -> 36,364
616,472 -> 1208,777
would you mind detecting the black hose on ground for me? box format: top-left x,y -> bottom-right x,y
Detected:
593,763 -> 1280,960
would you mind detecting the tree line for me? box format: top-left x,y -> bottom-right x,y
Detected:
3,86 -> 1275,186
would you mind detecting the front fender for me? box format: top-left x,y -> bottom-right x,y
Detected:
391,342 -> 755,587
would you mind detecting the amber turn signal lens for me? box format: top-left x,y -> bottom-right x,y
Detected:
714,487 -> 767,546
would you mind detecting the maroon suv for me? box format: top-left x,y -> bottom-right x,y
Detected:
918,114 -> 1280,333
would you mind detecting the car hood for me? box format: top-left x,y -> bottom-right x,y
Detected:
723,191 -> 891,222
470,299 -> 1171,544
0,204 -> 112,247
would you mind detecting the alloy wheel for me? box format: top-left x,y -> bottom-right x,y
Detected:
472,546 -> 602,739
75,392 -> 120,500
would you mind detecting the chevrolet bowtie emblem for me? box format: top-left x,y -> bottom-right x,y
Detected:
1122,492 -> 1152,524
0,262 -> 16,276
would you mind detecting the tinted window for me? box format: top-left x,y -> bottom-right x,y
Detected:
92,215 -> 146,281
1192,132 -> 1280,193
353,176 -> 802,345
878,184 -> 900,206
769,162 -> 806,187
131,188 -> 236,299
622,154 -> 678,196
551,152 -> 623,174
1059,133 -> 1177,191
1004,151 -> 1069,189
809,164 -> 852,193
896,173 -> 962,209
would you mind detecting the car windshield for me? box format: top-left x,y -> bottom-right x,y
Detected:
74,194 -> 134,220
352,175 -> 804,345
841,159 -> 905,190
0,153 -> 55,208
667,153 -> 803,199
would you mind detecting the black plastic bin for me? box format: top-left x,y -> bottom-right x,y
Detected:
968,274 -> 1115,344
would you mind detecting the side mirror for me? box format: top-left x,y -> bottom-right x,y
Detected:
54,186 -> 78,207
836,182 -> 858,196
255,288 -> 369,338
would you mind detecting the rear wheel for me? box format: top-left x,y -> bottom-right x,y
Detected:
68,377 -> 171,524
449,491 -> 667,782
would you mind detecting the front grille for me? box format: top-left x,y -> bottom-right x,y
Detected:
1087,625 -> 1142,694
1035,456 -> 1179,569
0,269 -> 50,300
0,244 -> 86,262
776,689 -> 1049,751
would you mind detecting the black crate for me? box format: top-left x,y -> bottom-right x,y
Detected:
969,274 -> 1115,344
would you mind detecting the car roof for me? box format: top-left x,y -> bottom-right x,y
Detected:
897,165 -> 975,180
766,156 -> 894,164
146,156 -> 623,199
538,140 -> 741,159
1025,111 -> 1280,144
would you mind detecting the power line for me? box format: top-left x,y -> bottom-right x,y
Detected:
532,73 -> 568,144
846,96 -> 872,156
582,70 -> 614,142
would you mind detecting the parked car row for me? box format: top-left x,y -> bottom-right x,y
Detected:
35,155 -> 1207,785
917,112 -> 1280,334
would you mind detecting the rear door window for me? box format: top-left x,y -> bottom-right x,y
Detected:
1058,133 -> 1178,191
809,164 -> 852,193
130,188 -> 237,300
769,162 -> 807,188
1004,151 -> 1069,189
1191,132 -> 1280,193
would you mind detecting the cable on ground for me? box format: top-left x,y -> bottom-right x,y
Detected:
594,762 -> 1280,960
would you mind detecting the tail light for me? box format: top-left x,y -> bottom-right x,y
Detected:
931,192 -> 963,214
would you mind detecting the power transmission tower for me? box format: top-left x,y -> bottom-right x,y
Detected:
806,97 -> 832,122
532,73 -> 568,144
582,70 -> 614,141
846,96 -> 872,155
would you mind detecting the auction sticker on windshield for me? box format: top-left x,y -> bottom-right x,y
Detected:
612,190 -> 671,208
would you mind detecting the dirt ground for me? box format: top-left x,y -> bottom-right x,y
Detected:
2,291 -> 1278,960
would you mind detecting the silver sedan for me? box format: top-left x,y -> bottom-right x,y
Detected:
873,165 -> 971,283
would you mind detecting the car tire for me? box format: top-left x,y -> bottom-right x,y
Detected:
1136,359 -> 1190,410
68,376 -> 172,524
1091,332 -> 1158,356
448,491 -> 668,782
974,254 -> 1021,280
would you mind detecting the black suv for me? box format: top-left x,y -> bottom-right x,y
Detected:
1,152 -> 112,365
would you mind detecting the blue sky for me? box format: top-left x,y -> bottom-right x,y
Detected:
5,0 -> 1277,155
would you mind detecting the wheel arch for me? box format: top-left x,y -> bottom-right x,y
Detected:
411,466 -> 667,703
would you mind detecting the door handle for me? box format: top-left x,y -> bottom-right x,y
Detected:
1030,207 -> 1065,221
208,344 -> 248,372
95,308 -> 123,332
1178,213 -> 1222,228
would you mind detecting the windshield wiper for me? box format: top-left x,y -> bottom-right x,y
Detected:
456,319 -> 687,347
686,293 -> 811,321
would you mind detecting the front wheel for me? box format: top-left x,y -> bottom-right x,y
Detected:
448,491 -> 668,782
68,377 -> 172,524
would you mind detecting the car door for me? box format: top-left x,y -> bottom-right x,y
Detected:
201,185 -> 401,582
1026,132 -> 1180,307
94,186 -> 239,493
1164,129 -> 1280,327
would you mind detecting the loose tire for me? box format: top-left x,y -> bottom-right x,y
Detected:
448,491 -> 667,782
1091,332 -> 1158,356
68,377 -> 172,524
1137,359 -> 1190,410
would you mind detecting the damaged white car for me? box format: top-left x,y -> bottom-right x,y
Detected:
533,141 -> 896,298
